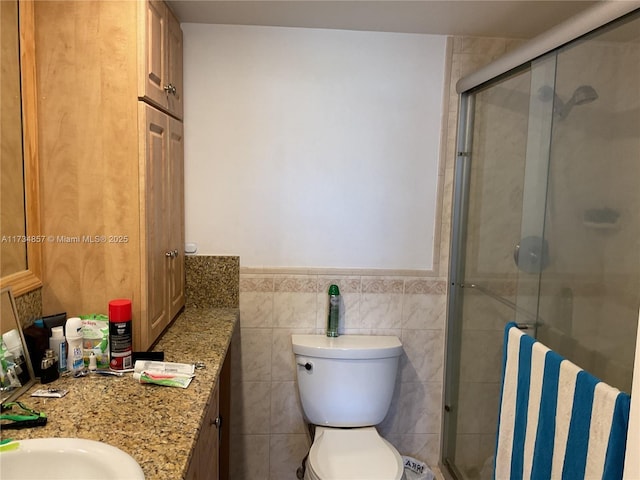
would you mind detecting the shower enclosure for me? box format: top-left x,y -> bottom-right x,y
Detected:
442,8 -> 640,480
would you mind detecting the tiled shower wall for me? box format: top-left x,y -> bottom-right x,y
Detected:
232,273 -> 448,479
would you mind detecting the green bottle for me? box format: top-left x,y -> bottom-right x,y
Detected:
327,284 -> 340,337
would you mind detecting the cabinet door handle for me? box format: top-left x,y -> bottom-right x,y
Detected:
211,415 -> 221,428
211,415 -> 223,441
165,250 -> 178,258
164,83 -> 177,95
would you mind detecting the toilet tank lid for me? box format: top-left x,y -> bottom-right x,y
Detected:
291,334 -> 403,359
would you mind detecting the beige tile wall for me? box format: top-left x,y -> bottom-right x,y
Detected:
232,273 -> 448,479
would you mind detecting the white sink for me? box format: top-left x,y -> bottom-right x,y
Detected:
0,438 -> 145,479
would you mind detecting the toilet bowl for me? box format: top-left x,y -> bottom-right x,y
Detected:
305,426 -> 405,480
291,334 -> 406,480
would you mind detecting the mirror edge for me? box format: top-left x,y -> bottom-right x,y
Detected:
0,286 -> 36,404
0,0 -> 42,297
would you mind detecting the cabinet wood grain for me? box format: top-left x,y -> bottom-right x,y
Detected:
186,350 -> 231,480
140,0 -> 183,119
35,0 -> 184,350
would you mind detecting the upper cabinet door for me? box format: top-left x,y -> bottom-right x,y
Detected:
141,0 -> 167,110
140,0 -> 183,120
167,10 -> 183,119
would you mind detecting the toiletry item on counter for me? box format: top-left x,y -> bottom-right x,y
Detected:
133,371 -> 194,389
66,317 -> 84,374
31,388 -> 68,398
23,324 -> 49,378
0,402 -> 47,429
39,349 -> 59,384
0,439 -> 20,453
133,360 -> 195,376
49,326 -> 67,373
0,338 -> 20,388
73,368 -> 123,378
326,284 -> 341,338
40,312 -> 66,334
92,369 -> 123,377
19,314 -> 66,380
2,329 -> 30,386
108,299 -> 132,371
80,314 -> 110,369
88,352 -> 97,371
132,360 -> 196,388
132,351 -> 164,362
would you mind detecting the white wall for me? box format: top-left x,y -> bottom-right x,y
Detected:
183,24 -> 447,270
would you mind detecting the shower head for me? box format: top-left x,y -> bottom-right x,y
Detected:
570,85 -> 599,106
537,84 -> 599,120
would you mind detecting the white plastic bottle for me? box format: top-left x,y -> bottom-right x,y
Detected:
49,326 -> 67,373
2,329 -> 29,384
66,317 -> 84,373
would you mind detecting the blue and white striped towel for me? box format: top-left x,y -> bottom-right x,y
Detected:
495,322 -> 631,480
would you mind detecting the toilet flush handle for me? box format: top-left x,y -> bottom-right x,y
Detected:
297,361 -> 313,371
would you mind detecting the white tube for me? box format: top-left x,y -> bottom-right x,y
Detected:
133,360 -> 195,375
456,2 -> 640,93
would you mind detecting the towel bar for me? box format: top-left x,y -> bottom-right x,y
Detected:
461,283 -> 539,324
515,323 -> 535,330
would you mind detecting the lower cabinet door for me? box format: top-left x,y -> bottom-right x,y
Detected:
186,380 -> 220,480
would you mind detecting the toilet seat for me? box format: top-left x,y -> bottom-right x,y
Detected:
306,427 -> 404,480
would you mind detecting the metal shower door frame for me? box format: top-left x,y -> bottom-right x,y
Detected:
441,91 -> 475,479
441,52 -> 559,478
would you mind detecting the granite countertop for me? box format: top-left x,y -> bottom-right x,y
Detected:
0,307 -> 238,480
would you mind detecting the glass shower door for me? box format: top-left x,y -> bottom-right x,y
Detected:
536,14 -> 640,393
443,66 -> 537,480
443,11 -> 640,480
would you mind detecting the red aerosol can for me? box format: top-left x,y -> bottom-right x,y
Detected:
109,299 -> 133,370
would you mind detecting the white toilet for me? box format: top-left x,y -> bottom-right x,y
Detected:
291,334 -> 405,480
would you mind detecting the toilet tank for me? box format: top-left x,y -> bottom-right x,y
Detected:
291,334 -> 403,427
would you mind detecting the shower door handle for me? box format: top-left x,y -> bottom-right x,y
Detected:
513,242 -> 540,265
513,236 -> 549,273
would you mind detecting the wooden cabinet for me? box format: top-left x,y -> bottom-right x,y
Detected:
168,117 -> 185,319
186,379 -> 220,480
35,0 -> 184,350
140,0 -> 183,119
140,104 -> 185,346
186,351 -> 231,480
